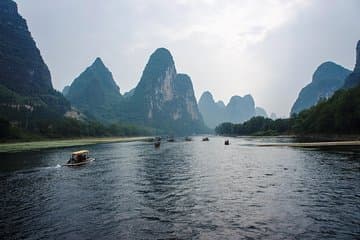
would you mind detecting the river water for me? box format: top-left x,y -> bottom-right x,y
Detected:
0,136 -> 359,239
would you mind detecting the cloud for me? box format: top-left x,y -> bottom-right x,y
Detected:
115,0 -> 310,51
248,0 -> 360,116
15,0 -> 360,116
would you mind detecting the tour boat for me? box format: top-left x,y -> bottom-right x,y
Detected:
64,150 -> 95,166
154,141 -> 161,148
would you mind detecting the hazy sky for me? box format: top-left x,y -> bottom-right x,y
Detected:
16,0 -> 360,117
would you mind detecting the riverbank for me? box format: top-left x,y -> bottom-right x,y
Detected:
0,137 -> 153,153
257,140 -> 360,148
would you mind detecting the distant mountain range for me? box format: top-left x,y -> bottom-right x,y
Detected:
292,40 -> 360,115
291,62 -> 351,115
0,0 -> 206,135
64,48 -> 206,134
0,0 -> 69,124
198,91 -> 267,129
216,40 -> 360,136
290,40 -> 360,134
2,0 -> 359,136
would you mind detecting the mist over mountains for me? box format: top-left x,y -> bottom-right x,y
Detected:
291,40 -> 360,115
343,40 -> 360,89
198,91 -> 267,129
0,0 -> 207,135
291,62 -> 351,115
64,48 -> 206,134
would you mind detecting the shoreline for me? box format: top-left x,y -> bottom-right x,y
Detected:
0,136 -> 153,153
257,141 -> 360,148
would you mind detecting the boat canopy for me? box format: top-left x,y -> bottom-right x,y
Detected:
71,150 -> 89,155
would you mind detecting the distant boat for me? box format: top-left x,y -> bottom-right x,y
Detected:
225,140 -> 230,145
64,150 -> 95,167
202,137 -> 209,141
185,137 -> 192,141
167,136 -> 175,142
154,141 -> 161,148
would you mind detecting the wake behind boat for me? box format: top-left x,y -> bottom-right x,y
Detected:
63,150 -> 95,167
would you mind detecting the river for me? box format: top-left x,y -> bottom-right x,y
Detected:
0,136 -> 359,239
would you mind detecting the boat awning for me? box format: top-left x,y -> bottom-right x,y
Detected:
72,150 -> 89,155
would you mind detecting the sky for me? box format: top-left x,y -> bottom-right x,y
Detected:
16,0 -> 360,117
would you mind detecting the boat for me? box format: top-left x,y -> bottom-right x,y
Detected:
225,140 -> 230,145
154,141 -> 161,148
185,137 -> 192,141
202,137 -> 209,141
64,150 -> 95,166
167,138 -> 175,142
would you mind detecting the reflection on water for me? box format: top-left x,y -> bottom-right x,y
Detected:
0,137 -> 359,239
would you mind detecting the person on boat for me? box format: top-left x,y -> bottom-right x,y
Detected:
68,151 -> 88,164
65,150 -> 93,166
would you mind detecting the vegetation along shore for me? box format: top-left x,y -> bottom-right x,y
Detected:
0,137 -> 152,153
257,140 -> 360,148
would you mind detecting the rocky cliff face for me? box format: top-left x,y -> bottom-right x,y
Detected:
132,48 -> 177,120
227,95 -> 255,123
65,57 -> 122,122
0,0 -> 53,94
0,0 -> 69,122
63,48 -> 206,133
129,48 -> 205,134
291,61 -> 351,115
343,40 -> 360,89
173,74 -> 202,121
199,91 -> 262,128
355,40 -> 360,72
198,91 -> 226,129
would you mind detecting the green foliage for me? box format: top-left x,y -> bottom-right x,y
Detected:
66,58 -> 122,123
0,117 -> 152,141
291,62 -> 351,114
0,118 -> 27,140
0,84 -> 27,103
215,117 -> 291,136
0,118 -> 11,138
216,85 -> 360,136
292,86 -> 360,134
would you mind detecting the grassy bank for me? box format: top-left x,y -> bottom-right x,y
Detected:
0,136 -> 153,153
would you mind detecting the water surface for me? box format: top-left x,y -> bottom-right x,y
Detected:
1,136 -> 359,239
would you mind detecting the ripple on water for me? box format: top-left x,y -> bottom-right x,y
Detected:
0,136 -> 360,239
